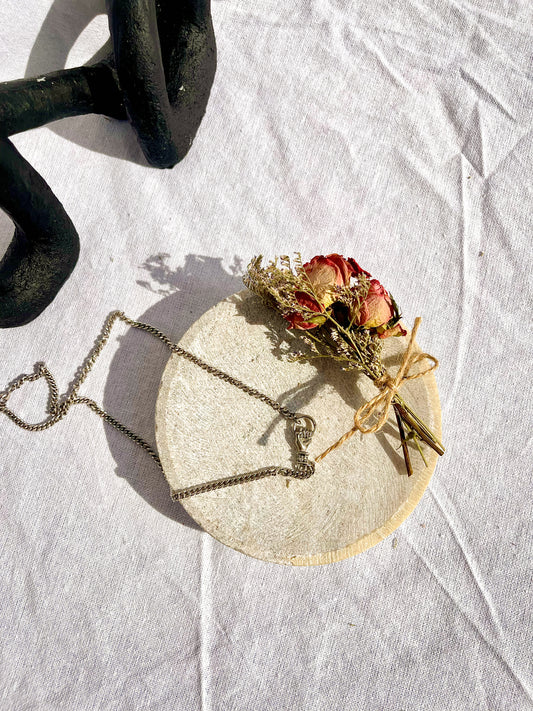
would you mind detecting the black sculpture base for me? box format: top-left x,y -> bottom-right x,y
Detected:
0,0 -> 216,328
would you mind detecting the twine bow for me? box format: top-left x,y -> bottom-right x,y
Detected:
316,317 -> 438,462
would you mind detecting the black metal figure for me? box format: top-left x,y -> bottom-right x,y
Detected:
0,0 -> 216,328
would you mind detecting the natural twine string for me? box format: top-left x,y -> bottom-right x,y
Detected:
315,317 -> 438,462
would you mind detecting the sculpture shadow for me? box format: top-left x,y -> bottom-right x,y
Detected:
102,253 -> 243,529
24,0 -> 146,165
0,209 -> 13,258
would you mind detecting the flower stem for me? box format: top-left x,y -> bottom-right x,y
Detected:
393,398 -> 445,456
393,403 -> 413,476
413,434 -> 428,467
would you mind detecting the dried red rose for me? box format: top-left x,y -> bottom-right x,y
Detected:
302,253 -> 370,308
358,279 -> 406,338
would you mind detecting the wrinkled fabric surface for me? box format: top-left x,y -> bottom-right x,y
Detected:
1,1 -> 532,709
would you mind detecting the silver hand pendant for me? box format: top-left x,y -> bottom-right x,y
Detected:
292,414 -> 316,478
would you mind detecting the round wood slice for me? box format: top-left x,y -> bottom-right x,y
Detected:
155,290 -> 442,565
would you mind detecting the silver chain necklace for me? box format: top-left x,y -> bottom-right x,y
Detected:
0,311 -> 317,499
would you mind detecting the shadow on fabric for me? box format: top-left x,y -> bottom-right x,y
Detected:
24,0 -> 146,165
102,253 -> 243,530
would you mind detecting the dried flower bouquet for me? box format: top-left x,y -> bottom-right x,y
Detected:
244,253 -> 444,476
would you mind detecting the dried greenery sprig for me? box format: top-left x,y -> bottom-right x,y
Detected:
244,253 -> 444,476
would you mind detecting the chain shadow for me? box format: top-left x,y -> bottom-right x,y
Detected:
102,254 -> 244,529
102,261 -> 408,531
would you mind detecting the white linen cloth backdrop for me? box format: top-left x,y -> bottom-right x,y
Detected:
1,0 -> 531,709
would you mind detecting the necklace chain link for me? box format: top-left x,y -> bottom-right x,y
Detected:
0,311 -> 316,498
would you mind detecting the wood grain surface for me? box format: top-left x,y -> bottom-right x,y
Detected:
156,290 -> 442,565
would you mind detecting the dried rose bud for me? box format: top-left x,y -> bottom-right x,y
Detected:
357,279 -> 394,327
357,279 -> 407,339
284,291 -> 326,330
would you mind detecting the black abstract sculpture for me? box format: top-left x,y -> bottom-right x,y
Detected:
0,0 -> 216,328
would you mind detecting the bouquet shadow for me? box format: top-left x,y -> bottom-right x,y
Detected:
232,292 -> 406,474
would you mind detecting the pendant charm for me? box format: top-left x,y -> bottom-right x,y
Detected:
292,414 -> 316,478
